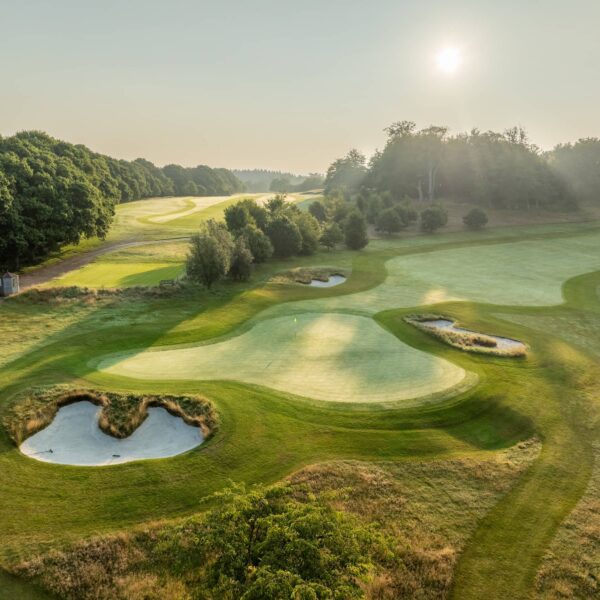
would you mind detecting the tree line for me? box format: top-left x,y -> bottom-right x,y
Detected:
0,131 -> 243,269
186,194 -> 369,288
325,121 -> 600,212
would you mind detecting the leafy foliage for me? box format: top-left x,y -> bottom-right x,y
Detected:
267,215 -> 302,258
229,238 -> 253,282
0,131 -> 242,269
320,222 -> 344,250
186,220 -> 234,288
463,207 -> 489,230
344,211 -> 369,250
420,205 -> 448,233
166,484 -> 383,599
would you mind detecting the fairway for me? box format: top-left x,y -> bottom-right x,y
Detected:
267,229 -> 600,316
98,313 -> 468,404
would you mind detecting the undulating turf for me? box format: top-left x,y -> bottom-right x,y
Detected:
2,206 -> 600,600
98,313 -> 468,404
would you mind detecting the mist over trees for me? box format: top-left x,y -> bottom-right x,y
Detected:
0,131 -> 243,269
325,122 -> 600,213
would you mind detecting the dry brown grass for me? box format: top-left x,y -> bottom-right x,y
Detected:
271,266 -> 349,285
3,386 -> 217,445
406,315 -> 527,358
535,443 -> 600,599
13,440 -> 539,600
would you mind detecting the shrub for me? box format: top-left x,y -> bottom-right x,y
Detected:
224,202 -> 254,233
267,215 -> 302,258
463,207 -> 489,230
293,212 -> 321,255
228,238 -> 253,281
242,224 -> 273,263
420,204 -> 448,233
308,200 -> 327,222
376,207 -> 403,235
394,202 -> 418,226
186,220 -> 234,288
344,211 -> 369,250
320,222 -> 343,250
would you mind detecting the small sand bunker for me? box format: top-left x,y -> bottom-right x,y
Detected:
409,317 -> 527,357
306,275 -> 347,288
19,401 -> 203,466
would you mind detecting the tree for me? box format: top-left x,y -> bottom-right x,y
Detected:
293,212 -> 321,255
308,200 -> 327,222
324,149 -> 367,194
266,194 -> 287,214
186,220 -> 233,288
320,222 -> 343,250
344,211 -> 369,250
463,207 -> 489,230
177,484 -> 382,599
242,224 -> 273,263
269,177 -> 291,192
224,202 -> 254,233
420,205 -> 448,233
267,215 -> 302,258
229,238 -> 253,281
376,207 -> 403,235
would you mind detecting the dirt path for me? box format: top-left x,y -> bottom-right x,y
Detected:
19,236 -> 190,291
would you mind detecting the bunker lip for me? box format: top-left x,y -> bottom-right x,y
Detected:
407,315 -> 527,357
19,401 -> 204,466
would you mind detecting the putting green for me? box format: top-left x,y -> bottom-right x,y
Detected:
98,313 -> 468,404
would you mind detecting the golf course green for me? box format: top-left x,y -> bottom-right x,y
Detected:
1,195 -> 599,599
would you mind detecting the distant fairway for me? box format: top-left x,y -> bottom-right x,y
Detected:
266,230 -> 600,316
99,313 -> 467,404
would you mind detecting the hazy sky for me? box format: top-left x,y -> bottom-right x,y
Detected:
2,0 -> 600,173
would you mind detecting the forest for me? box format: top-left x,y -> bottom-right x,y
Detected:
0,131 -> 242,269
325,121 -> 600,212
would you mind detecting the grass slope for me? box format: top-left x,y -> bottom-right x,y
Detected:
1,221 -> 600,599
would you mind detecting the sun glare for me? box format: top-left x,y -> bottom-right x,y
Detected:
436,47 -> 462,75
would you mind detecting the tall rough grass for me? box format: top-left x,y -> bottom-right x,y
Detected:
3,386 -> 217,445
406,315 -> 527,358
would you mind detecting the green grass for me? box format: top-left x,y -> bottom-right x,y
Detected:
1,220 -> 600,599
98,313 -> 468,405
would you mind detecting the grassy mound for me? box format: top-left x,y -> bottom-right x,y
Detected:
3,387 -> 217,445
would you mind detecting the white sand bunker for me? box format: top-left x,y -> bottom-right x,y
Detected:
98,313 -> 469,405
306,275 -> 347,288
19,401 -> 203,466
417,319 -> 527,356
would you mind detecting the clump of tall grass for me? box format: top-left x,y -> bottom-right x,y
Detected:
406,314 -> 527,358
273,266 -> 349,285
3,386 -> 217,445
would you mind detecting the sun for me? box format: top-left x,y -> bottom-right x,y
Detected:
436,47 -> 462,75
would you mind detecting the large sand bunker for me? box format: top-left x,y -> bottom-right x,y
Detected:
19,401 -> 203,466
98,313 -> 469,405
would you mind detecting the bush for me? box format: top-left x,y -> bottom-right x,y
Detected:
463,207 -> 489,230
224,202 -> 254,232
376,207 -> 403,235
186,220 -> 233,288
420,205 -> 448,233
267,215 -> 302,258
229,238 -> 253,281
308,200 -> 327,222
344,211 -> 369,249
294,212 -> 321,255
242,224 -> 273,263
320,222 -> 343,250
394,202 -> 418,226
